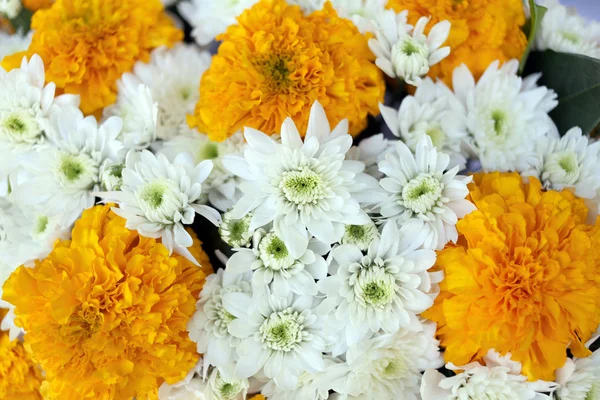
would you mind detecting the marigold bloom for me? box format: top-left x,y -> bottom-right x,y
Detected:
189,0 -> 385,141
387,0 -> 527,85
1,0 -> 182,115
423,172 -> 600,381
0,310 -> 43,400
22,0 -> 53,10
2,205 -> 212,400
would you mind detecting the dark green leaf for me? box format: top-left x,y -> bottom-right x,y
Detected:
525,50 -> 600,135
9,7 -> 33,33
520,0 -> 547,74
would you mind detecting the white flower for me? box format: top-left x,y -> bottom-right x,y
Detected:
11,106 -> 123,225
554,351 -> 600,400
219,212 -> 255,248
369,12 -> 450,85
536,0 -> 600,59
380,78 -> 468,170
523,126 -> 600,199
0,30 -> 32,61
330,0 -> 389,34
0,0 -> 21,18
0,300 -> 21,341
378,136 -> 475,250
317,220 -> 440,353
130,44 -> 212,139
286,0 -> 324,14
450,60 -> 558,172
188,269 -> 253,377
223,101 -> 377,251
340,220 -> 379,251
158,132 -> 246,211
227,228 -> 329,297
95,150 -> 221,263
334,322 -> 443,400
421,350 -> 556,400
223,291 -> 331,390
99,159 -> 125,191
103,74 -> 158,150
346,133 -> 395,179
178,0 -> 258,46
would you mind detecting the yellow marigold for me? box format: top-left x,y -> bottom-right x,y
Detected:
249,396 -> 266,400
2,205 -> 213,400
423,172 -> 600,381
0,310 -> 43,400
1,0 -> 182,116
388,0 -> 527,85
22,0 -> 54,11
189,0 -> 385,141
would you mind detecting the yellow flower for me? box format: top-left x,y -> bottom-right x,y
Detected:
387,0 -> 527,86
0,310 -> 43,400
249,396 -> 266,400
2,205 -> 213,400
189,0 -> 385,141
423,172 -> 600,381
1,0 -> 182,116
22,0 -> 54,11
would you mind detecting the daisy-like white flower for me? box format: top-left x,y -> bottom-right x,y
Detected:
333,322 -> 443,400
421,350 -> 556,400
378,136 -> 475,250
536,0 -> 600,59
340,220 -> 379,252
369,11 -> 450,85
449,60 -> 559,172
103,74 -> 158,150
219,211 -> 255,248
554,351 -> 600,400
346,133 -> 395,179
158,132 -> 246,211
178,0 -> 258,46
227,228 -> 329,297
0,30 -> 32,61
330,0 -> 389,34
95,150 -> 221,263
11,106 -> 123,225
223,101 -> 377,251
130,44 -> 212,139
188,269 -> 253,376
380,78 -> 467,170
522,126 -> 600,199
317,220 -> 440,353
99,159 -> 125,191
0,0 -> 21,18
223,291 -> 332,390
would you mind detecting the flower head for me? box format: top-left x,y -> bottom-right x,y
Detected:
340,220 -> 379,251
554,350 -> 600,400
2,0 -> 182,115
219,212 -> 255,248
423,172 -> 600,381
189,0 -> 385,141
2,204 -> 212,400
346,133 -> 395,179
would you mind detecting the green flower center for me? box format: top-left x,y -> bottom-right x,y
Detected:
346,225 -> 368,241
491,109 -> 507,136
5,116 -> 25,133
561,31 -> 580,44
258,232 -> 295,271
109,163 -> 124,178
402,40 -> 421,56
257,54 -> 292,89
426,126 -> 446,149
1,109 -> 42,144
362,281 -> 393,307
60,157 -> 85,182
280,166 -> 325,207
35,216 -> 49,234
401,173 -> 443,215
559,154 -> 578,174
199,142 -> 219,160
140,181 -> 169,209
260,309 -> 305,352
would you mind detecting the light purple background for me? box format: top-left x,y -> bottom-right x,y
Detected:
560,0 -> 600,18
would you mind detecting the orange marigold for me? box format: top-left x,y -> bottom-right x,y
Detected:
388,0 -> 527,85
22,0 -> 54,11
423,172 -> 600,381
0,309 -> 43,400
189,0 -> 385,141
2,204 -> 213,400
1,0 -> 182,115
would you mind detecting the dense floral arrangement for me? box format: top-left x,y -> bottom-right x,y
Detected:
0,0 -> 600,399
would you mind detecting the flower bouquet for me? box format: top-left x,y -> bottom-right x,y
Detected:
1,0 -> 600,399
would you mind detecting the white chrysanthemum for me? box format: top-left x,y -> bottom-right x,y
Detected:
554,351 -> 600,400
340,220 -> 379,251
178,0 -> 258,46
103,74 -> 158,150
286,0 -> 324,14
421,350 -> 556,400
449,60 -> 558,172
0,30 -> 32,61
346,133 -> 395,179
95,150 -> 221,263
523,126 -> 600,199
219,212 -> 255,248
99,159 -> 125,191
130,44 -> 212,139
188,269 -> 253,377
223,101 -> 377,251
158,132 -> 246,211
380,78 -> 467,170
223,291 -> 332,390
317,220 -> 440,353
369,12 -> 450,85
227,228 -> 329,297
536,0 -> 600,59
10,106 -> 123,225
0,300 -> 20,341
330,0 -> 389,34
333,322 -> 443,400
0,0 -> 21,18
378,136 -> 475,250
0,54 -> 80,177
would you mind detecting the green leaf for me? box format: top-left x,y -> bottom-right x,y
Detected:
520,0 -> 547,74
525,50 -> 600,135
9,7 -> 33,34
